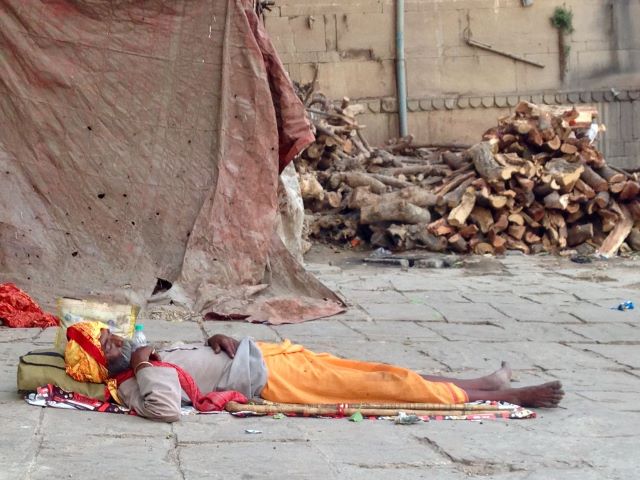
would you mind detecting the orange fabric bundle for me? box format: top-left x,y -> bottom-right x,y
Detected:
0,283 -> 58,328
257,340 -> 468,405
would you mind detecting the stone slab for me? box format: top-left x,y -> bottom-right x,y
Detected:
202,321 -> 280,342
567,322 -> 640,343
180,441 -> 335,480
361,303 -> 444,322
576,344 -> 640,369
350,320 -> 442,341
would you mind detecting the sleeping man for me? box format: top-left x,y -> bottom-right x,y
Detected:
64,321 -> 564,422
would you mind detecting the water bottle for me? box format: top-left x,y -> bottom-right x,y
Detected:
132,324 -> 148,350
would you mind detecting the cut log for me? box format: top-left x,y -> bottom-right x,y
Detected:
597,165 -> 626,184
508,213 -> 525,226
543,191 -> 570,210
428,218 -> 455,237
609,181 -> 626,194
448,187 -> 477,227
458,224 -> 480,240
506,236 -> 530,253
434,171 -> 476,196
443,178 -> 476,207
566,209 -> 585,223
508,224 -> 526,240
542,135 -> 562,152
360,200 -> 431,224
413,229 -> 448,252
560,143 -> 579,155
468,142 -> 504,183
627,228 -> 640,251
348,187 -> 379,209
580,165 -> 609,192
299,173 -> 325,201
527,202 -> 546,222
618,181 -> 640,201
488,230 -> 507,253
598,209 -> 619,233
574,179 -> 596,199
369,174 -> 413,189
567,223 -> 594,247
380,187 -> 442,208
586,191 -> 610,214
473,242 -> 495,255
469,206 -> 494,234
330,172 -> 387,194
442,151 -> 469,170
544,158 -> 584,191
627,200 -> 640,221
447,233 -> 469,253
493,211 -> 509,232
597,204 -> 633,257
527,128 -> 544,147
524,231 -> 542,244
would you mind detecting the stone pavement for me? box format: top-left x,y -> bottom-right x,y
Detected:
1,252 -> 640,479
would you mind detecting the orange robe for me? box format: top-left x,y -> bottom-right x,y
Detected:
257,340 -> 468,405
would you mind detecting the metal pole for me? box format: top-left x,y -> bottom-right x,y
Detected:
396,0 -> 408,137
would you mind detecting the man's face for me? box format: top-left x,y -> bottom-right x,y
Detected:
99,328 -> 133,375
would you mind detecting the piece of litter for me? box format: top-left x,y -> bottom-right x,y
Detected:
394,412 -> 421,425
245,429 -> 263,434
348,411 -> 363,422
272,413 -> 285,420
613,300 -> 634,311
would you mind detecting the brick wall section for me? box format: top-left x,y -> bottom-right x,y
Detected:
265,0 -> 640,167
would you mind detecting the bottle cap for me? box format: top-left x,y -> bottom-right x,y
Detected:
135,324 -> 144,331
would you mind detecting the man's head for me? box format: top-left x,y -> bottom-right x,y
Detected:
64,321 -> 135,382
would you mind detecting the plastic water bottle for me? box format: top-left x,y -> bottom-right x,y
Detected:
132,324 -> 147,349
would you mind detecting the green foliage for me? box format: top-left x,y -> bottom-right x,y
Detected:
551,6 -> 574,33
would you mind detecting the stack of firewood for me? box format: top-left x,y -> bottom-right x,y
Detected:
296,96 -> 640,256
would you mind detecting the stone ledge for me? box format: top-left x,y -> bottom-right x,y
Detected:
347,89 -> 640,114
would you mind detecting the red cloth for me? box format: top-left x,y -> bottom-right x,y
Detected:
0,283 -> 58,328
113,361 -> 247,412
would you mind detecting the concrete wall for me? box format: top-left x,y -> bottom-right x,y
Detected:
265,0 -> 640,168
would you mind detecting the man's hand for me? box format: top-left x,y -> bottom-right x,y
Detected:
207,334 -> 239,358
130,345 -> 161,373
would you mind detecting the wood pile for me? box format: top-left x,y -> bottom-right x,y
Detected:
295,96 -> 640,256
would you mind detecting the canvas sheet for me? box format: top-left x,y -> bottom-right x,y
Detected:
0,0 -> 342,322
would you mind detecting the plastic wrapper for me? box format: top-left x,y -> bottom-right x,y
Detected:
55,298 -> 139,351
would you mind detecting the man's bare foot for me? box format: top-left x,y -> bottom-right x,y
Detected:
466,381 -> 564,408
480,361 -> 512,391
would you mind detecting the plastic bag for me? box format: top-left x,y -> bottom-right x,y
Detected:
55,298 -> 139,351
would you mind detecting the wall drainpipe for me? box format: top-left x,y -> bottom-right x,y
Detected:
396,0 -> 408,137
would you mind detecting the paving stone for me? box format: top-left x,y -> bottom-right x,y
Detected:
273,320 -> 362,340
576,344 -> 640,369
0,404 -> 42,480
350,320 -> 442,340
339,287 -> 409,305
566,304 -> 640,323
490,303 -> 582,323
361,303 -> 444,322
144,319 -> 205,344
29,436 -> 180,480
498,320 -> 587,343
427,323 -> 518,342
413,341 -> 617,371
549,368 -> 640,392
404,292 -> 472,304
0,327 -> 41,342
566,322 -> 640,343
459,292 -> 533,305
174,412 -> 308,443
302,419 -> 449,467
33,326 -> 58,345
429,302 -> 506,323
180,442 -> 335,480
202,321 -> 280,342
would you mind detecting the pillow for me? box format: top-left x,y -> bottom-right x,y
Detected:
17,349 -> 106,400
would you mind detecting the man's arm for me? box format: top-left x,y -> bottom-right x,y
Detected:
118,346 -> 181,422
206,334 -> 240,358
